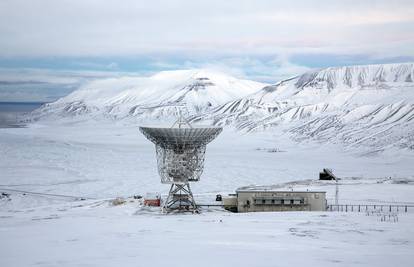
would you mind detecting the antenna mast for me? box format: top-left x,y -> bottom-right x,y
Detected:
170,104 -> 192,129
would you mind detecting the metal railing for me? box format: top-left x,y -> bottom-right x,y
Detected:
327,204 -> 414,213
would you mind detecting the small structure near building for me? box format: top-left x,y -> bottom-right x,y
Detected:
319,168 -> 340,205
144,193 -> 161,207
319,168 -> 338,180
222,189 -> 327,213
222,194 -> 238,212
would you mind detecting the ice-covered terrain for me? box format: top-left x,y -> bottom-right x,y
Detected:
192,63 -> 414,152
1,198 -> 413,267
32,69 -> 266,122
1,121 -> 413,199
1,122 -> 414,267
32,63 -> 414,152
1,64 -> 414,266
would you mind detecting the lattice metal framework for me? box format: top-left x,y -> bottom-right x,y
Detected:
139,126 -> 222,212
140,127 -> 222,184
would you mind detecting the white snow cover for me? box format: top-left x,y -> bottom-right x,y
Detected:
0,122 -> 414,267
1,63 -> 414,266
33,69 -> 266,121
193,63 -> 414,151
1,200 -> 413,267
32,63 -> 414,151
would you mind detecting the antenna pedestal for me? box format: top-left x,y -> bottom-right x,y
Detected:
139,112 -> 222,214
163,183 -> 198,213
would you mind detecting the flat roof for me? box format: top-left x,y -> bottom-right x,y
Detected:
236,189 -> 326,193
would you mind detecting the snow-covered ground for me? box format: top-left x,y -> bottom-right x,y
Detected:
1,121 -> 414,266
1,121 -> 413,200
1,63 -> 414,265
1,198 -> 414,267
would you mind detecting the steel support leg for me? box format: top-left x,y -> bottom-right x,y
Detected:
163,183 -> 198,213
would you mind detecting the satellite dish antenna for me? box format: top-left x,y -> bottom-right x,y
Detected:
139,105 -> 222,213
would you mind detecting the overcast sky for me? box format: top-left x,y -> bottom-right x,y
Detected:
1,0 -> 414,101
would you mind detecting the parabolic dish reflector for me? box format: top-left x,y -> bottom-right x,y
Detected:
139,126 -> 222,184
139,127 -> 222,149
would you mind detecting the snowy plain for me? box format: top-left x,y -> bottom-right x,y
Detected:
1,63 -> 414,266
1,200 -> 414,267
1,120 -> 414,267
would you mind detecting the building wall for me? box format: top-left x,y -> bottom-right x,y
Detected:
222,196 -> 238,212
236,191 -> 326,213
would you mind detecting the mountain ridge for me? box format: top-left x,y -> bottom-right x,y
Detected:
31,63 -> 414,152
32,69 -> 266,121
190,62 -> 414,151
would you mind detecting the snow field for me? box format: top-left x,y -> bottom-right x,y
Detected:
1,198 -> 413,267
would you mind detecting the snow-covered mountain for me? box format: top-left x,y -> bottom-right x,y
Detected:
191,63 -> 414,151
32,69 -> 266,121
32,63 -> 414,151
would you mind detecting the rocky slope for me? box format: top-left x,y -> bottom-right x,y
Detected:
32,63 -> 414,151
191,63 -> 414,151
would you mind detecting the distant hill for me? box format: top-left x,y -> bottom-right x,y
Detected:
32,69 -> 266,122
191,63 -> 414,151
32,63 -> 414,151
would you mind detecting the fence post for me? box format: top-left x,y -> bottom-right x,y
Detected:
328,204 -> 413,213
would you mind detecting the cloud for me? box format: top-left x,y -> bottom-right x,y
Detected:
0,0 -> 413,59
0,56 -> 311,102
0,0 -> 413,102
71,61 -> 120,71
0,68 -> 125,102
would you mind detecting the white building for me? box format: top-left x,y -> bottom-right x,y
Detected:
226,189 -> 327,213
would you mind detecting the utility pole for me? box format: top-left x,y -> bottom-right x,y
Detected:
335,177 -> 339,205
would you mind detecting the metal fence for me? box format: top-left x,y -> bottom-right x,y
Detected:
327,204 -> 414,213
